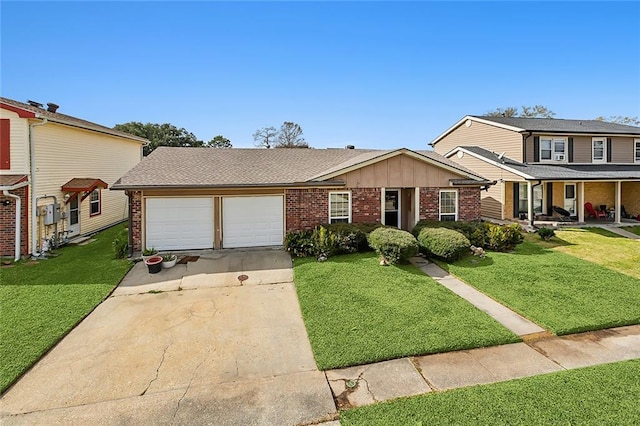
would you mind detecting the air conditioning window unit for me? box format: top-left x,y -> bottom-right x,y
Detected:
554,154 -> 565,161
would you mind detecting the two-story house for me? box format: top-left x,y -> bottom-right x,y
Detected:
431,116 -> 640,224
0,97 -> 148,260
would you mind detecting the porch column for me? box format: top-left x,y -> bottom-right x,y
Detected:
527,181 -> 533,224
615,181 -> 622,224
578,182 -> 584,223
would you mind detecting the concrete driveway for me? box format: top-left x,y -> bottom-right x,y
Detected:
0,249 -> 337,425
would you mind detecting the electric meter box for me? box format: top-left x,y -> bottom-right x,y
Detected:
43,203 -> 61,225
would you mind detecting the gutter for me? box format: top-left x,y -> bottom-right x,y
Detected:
110,180 -> 349,191
29,118 -> 48,256
1,180 -> 30,261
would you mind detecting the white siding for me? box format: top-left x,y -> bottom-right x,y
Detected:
0,109 -> 30,174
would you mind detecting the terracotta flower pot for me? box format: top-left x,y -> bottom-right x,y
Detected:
145,256 -> 163,274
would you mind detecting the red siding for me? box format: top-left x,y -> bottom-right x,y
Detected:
1,119 -> 10,170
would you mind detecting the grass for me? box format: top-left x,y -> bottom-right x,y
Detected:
621,225 -> 640,236
293,252 -> 519,370
439,239 -> 640,335
525,227 -> 640,279
340,359 -> 640,426
0,224 -> 132,393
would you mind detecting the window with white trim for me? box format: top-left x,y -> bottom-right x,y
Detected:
635,140 -> 640,163
592,137 -> 606,162
439,190 -> 458,222
90,189 -> 101,216
329,192 -> 351,223
540,137 -> 566,161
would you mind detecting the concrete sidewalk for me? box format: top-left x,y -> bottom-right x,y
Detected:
327,325 -> 640,409
410,257 -> 547,338
604,226 -> 640,240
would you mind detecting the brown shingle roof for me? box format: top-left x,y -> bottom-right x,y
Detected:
112,147 -> 488,189
0,97 -> 148,143
0,174 -> 28,187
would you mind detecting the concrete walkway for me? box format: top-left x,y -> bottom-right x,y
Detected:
326,325 -> 640,409
410,257 -> 547,338
604,226 -> 640,240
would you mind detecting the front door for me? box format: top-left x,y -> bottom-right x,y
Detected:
564,184 -> 576,216
68,197 -> 80,236
384,190 -> 400,228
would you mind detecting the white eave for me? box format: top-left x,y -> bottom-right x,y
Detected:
430,115 -> 525,147
444,147 -> 534,180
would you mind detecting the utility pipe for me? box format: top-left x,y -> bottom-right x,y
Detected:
29,118 -> 48,255
1,180 -> 30,261
34,194 -> 58,254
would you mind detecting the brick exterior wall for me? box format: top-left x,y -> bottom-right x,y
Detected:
129,191 -> 142,251
458,187 -> 481,221
351,188 -> 382,224
0,186 -> 29,257
285,188 -> 330,232
419,187 -> 481,221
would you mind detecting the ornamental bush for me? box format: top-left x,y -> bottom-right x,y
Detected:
537,227 -> 555,241
367,227 -> 419,265
284,223 -> 383,258
417,227 -> 471,262
487,223 -> 523,251
284,230 -> 316,257
322,222 -> 383,254
412,220 -> 487,247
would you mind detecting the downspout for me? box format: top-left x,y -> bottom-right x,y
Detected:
127,191 -> 134,257
2,180 -> 30,261
522,131 -> 532,163
29,118 -> 48,255
529,180 -> 542,227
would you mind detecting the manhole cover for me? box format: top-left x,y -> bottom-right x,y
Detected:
238,274 -> 249,284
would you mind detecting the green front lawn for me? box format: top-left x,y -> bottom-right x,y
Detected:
440,240 -> 640,335
293,253 -> 519,370
341,359 -> 640,425
529,227 -> 640,280
0,224 -> 132,393
621,225 -> 640,236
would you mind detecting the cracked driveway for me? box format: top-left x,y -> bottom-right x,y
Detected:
0,249 -> 336,425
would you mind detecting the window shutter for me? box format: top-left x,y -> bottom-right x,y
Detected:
513,183 -> 520,218
568,138 -> 574,163
546,183 -> 553,215
533,136 -> 540,162
0,119 -> 10,170
606,138 -> 612,162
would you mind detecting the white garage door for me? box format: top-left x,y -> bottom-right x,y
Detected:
223,196 -> 283,248
146,198 -> 213,251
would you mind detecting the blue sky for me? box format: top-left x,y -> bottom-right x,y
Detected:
2,1 -> 639,149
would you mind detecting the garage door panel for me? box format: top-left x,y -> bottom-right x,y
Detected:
223,196 -> 283,248
146,198 -> 213,251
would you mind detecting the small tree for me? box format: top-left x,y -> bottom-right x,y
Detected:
595,116 -> 640,126
207,135 -> 232,148
276,121 -> 309,148
485,105 -> 555,118
253,126 -> 278,148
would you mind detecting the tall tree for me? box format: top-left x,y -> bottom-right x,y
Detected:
485,105 -> 555,118
595,116 -> 640,126
207,135 -> 232,148
114,122 -> 204,156
276,121 -> 308,148
252,126 -> 278,148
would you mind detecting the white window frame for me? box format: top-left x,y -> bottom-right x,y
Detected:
539,137 -> 567,162
89,189 -> 101,216
328,191 -> 351,224
592,137 -> 606,163
635,139 -> 640,163
439,190 -> 458,221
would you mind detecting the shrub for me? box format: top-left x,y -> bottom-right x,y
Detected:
418,228 -> 471,262
112,228 -> 129,259
284,230 -> 315,257
312,226 -> 336,257
323,222 -> 382,253
367,227 -> 419,265
537,227 -> 555,241
487,223 -> 523,251
412,220 -> 487,247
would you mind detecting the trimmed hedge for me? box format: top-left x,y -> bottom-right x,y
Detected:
412,220 -> 523,252
284,223 -> 383,258
367,227 -> 419,265
418,228 -> 471,261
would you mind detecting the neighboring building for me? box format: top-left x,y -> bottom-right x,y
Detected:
431,116 -> 640,223
0,97 -> 147,259
112,147 -> 492,251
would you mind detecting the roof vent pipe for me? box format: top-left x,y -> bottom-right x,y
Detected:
47,103 -> 59,113
346,145 -> 355,149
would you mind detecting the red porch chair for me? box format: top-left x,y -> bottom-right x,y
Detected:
585,202 -> 606,220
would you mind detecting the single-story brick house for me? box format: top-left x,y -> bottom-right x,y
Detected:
112,147 -> 492,251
